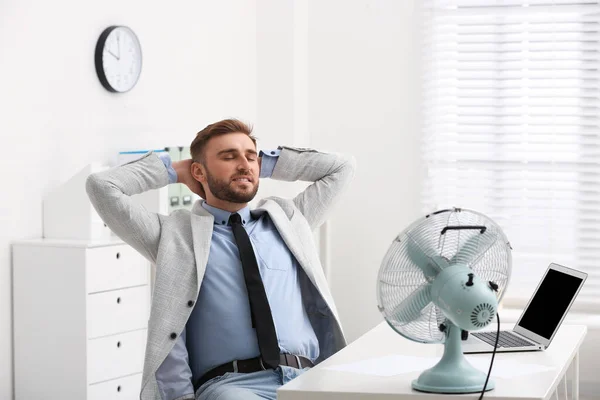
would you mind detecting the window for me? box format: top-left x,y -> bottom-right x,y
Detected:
420,0 -> 600,312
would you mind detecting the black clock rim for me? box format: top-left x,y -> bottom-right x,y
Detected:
94,25 -> 142,93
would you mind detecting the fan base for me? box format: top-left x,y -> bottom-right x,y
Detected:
412,323 -> 495,394
412,379 -> 495,394
412,361 -> 495,393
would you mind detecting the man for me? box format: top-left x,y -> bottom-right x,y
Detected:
86,119 -> 356,400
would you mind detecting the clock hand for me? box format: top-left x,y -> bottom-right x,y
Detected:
107,48 -> 119,60
117,35 -> 121,60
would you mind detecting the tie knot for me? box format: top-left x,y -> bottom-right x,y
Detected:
229,213 -> 242,225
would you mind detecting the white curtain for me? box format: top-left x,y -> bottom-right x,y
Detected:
420,0 -> 600,312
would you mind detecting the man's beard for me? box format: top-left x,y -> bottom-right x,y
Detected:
205,171 -> 259,203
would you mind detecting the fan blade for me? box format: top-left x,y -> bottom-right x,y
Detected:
389,284 -> 432,323
406,235 -> 449,280
450,230 -> 497,266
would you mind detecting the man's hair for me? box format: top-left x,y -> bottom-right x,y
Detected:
190,118 -> 257,164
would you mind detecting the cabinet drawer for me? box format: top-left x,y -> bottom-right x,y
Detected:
87,286 -> 150,339
88,373 -> 142,400
87,329 -> 146,384
86,245 -> 148,293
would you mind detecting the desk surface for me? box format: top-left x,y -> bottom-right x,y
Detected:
278,322 -> 587,400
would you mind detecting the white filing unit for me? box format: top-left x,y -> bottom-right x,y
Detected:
13,238 -> 151,400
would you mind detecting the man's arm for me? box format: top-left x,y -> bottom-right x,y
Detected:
269,146 -> 356,230
87,152 -> 196,398
85,151 -> 171,264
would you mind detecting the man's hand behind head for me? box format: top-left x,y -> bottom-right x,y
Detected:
173,159 -> 205,199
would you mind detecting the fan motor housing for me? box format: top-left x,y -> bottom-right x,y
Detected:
430,264 -> 498,331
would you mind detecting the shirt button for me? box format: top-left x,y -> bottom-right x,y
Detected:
270,151 -> 275,155
187,300 -> 194,307
170,332 -> 177,340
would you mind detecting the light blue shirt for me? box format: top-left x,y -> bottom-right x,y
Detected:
155,149 -> 319,400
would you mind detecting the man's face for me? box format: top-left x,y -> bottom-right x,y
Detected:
200,132 -> 260,204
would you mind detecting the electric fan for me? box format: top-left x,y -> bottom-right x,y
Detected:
376,208 -> 512,394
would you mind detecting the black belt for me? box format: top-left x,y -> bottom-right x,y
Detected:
194,354 -> 314,391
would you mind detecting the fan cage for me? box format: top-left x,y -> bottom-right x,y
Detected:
377,208 -> 512,343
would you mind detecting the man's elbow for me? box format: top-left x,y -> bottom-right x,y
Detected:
346,154 -> 357,175
338,154 -> 357,182
85,174 -> 102,199
85,173 -> 112,205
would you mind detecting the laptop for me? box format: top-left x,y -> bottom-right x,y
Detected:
463,263 -> 587,354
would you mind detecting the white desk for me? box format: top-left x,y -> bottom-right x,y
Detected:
278,322 -> 587,400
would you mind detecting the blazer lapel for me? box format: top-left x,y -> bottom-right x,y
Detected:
190,202 -> 214,292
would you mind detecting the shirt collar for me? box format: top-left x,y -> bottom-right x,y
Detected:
201,201 -> 252,226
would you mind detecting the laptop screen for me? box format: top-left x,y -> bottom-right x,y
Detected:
517,268 -> 584,339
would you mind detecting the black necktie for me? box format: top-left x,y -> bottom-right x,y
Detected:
229,213 -> 280,369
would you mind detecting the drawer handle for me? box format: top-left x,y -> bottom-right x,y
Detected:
117,341 -> 121,348
116,252 -> 121,260
117,385 -> 121,392
117,297 -> 121,304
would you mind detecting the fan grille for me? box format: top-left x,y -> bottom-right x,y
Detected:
377,208 -> 512,343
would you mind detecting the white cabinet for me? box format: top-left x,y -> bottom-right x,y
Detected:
12,238 -> 151,400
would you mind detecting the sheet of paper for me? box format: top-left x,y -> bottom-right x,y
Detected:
323,355 -> 437,377
324,354 -> 555,379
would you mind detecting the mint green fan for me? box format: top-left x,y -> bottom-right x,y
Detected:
376,208 -> 512,394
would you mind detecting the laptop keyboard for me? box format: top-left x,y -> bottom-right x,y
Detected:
471,331 -> 535,348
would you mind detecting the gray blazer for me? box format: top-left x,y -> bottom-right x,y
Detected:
86,146 -> 356,400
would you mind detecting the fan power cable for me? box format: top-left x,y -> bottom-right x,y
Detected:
478,312 -> 500,400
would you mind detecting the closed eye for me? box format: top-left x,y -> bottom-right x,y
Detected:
217,149 -> 258,161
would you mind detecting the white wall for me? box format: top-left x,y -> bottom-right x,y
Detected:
255,0 -> 298,200
255,0 -> 311,202
260,0 -> 423,342
0,1 -> 258,398
306,0 -> 423,342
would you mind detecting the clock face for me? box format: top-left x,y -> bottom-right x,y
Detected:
95,26 -> 142,93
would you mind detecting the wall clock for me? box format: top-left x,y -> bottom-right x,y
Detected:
95,26 -> 142,93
